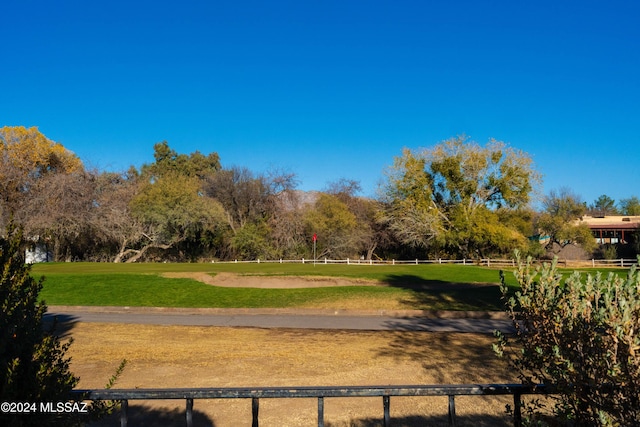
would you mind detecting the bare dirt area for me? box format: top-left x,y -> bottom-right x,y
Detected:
161,272 -> 383,288
67,323 -> 519,427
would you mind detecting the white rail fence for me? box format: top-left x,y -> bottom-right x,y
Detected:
214,257 -> 639,268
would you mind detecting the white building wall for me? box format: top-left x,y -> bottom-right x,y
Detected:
25,244 -> 52,263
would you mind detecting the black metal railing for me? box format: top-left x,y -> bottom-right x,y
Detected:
72,383 -> 552,427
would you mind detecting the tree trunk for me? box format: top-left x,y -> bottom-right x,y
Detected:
366,242 -> 377,261
125,242 -> 174,263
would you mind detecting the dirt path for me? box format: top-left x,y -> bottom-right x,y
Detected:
69,323 -> 518,427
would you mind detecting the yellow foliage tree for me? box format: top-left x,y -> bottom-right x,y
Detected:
0,126 -> 83,218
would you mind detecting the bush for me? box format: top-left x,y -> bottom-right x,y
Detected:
495,253 -> 640,426
599,244 -> 618,261
1,223 -> 80,426
0,223 -> 124,426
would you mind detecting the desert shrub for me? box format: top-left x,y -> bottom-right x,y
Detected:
495,253 -> 640,426
599,244 -> 618,261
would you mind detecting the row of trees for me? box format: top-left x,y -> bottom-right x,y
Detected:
1,126 -> 638,262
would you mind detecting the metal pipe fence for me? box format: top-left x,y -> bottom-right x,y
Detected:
72,383 -> 552,427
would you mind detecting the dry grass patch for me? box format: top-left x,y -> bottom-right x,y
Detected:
67,322 -> 518,426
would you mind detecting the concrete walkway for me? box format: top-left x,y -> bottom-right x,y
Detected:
46,305 -> 515,334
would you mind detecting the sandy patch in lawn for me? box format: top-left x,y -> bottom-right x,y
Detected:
70,323 -> 518,427
162,272 -> 383,288
161,272 -> 499,291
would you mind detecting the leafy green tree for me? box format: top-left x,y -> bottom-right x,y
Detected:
141,141 -> 220,180
304,193 -> 360,259
498,207 -> 545,258
495,254 -> 640,426
119,142 -> 226,262
590,194 -> 619,217
0,223 -> 79,426
619,196 -> 640,216
127,173 -> 226,262
536,188 -> 596,254
326,179 -> 388,260
379,136 -> 539,258
230,221 -> 276,260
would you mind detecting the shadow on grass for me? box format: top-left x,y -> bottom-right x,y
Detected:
326,413 -> 512,426
381,274 -> 505,311
89,404 -> 215,427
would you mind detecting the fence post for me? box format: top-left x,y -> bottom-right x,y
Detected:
318,397 -> 324,427
252,397 -> 259,427
383,396 -> 390,427
120,399 -> 128,427
302,258 -> 305,264
186,398 -> 193,427
448,395 -> 456,426
513,392 -> 522,427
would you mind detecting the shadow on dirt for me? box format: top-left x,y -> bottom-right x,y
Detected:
326,413 -> 513,426
381,274 -> 504,311
42,312 -> 79,339
89,404 -> 215,427
377,330 -> 513,384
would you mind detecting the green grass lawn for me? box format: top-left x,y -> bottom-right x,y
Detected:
33,262 -> 629,311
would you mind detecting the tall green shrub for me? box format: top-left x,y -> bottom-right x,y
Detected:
495,254 -> 640,426
1,223 -> 79,426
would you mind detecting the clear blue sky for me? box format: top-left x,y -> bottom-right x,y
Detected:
2,0 -> 638,206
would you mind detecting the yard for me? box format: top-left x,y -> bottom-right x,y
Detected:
37,261 -> 624,426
